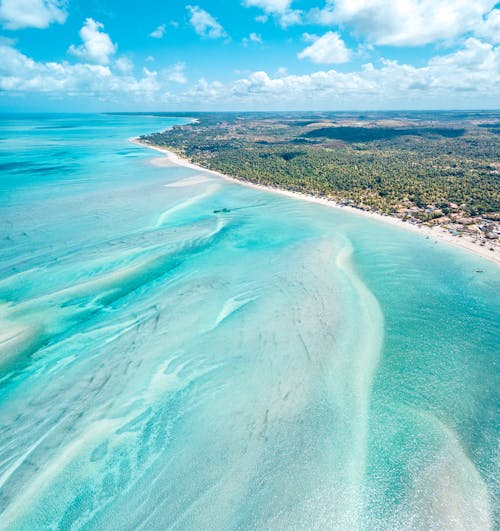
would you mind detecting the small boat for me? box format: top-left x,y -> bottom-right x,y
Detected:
476,269 -> 484,273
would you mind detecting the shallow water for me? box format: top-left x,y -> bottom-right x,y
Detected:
0,114 -> 498,529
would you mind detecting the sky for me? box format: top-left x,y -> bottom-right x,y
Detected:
0,0 -> 499,111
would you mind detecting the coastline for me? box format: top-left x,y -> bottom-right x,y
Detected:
130,137 -> 500,265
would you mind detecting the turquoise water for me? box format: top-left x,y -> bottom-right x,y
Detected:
0,114 -> 498,529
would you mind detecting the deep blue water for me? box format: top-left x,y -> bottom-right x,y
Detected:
0,114 -> 498,529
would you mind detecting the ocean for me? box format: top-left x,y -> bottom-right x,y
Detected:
0,113 -> 498,529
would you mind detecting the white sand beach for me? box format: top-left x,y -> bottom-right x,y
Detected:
131,137 -> 500,265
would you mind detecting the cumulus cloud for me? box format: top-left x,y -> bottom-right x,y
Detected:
163,62 -> 187,84
150,24 -> 166,39
426,37 -> 499,86
114,57 -> 134,73
243,0 -> 291,12
187,5 -> 226,39
250,32 -> 263,43
242,0 -> 302,27
309,0 -> 497,46
68,18 -> 117,65
0,42 -> 160,100
193,39 -> 500,107
298,32 -> 351,64
182,78 -> 225,102
1,36 -> 498,108
242,32 -> 263,46
0,0 -> 67,29
477,8 -> 500,44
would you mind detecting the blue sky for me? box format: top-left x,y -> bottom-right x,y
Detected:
0,0 -> 499,111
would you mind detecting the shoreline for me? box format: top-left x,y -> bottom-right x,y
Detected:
130,137 -> 499,265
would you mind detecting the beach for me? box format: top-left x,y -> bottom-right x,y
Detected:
131,137 -> 500,265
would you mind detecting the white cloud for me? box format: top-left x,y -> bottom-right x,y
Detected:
0,42 -> 160,100
68,18 -> 116,65
309,0 -> 497,46
1,36 -> 498,109
278,10 -> 302,26
427,37 -> 499,83
194,39 -> 500,107
242,0 -> 302,27
249,32 -> 263,43
476,8 -> 500,44
187,5 -> 226,39
0,0 -> 67,29
163,62 -> 187,84
298,32 -> 351,64
150,24 -> 166,39
182,78 -> 225,102
243,32 -> 263,46
243,0 -> 292,12
114,57 -> 134,73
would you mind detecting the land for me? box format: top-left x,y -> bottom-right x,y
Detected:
135,111 -> 500,261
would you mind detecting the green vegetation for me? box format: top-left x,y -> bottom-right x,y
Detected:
140,111 -> 500,237
302,126 -> 466,141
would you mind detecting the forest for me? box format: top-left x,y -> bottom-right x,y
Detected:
139,111 -> 500,228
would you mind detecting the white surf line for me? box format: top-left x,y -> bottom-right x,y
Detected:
155,184 -> 219,228
335,237 -> 384,525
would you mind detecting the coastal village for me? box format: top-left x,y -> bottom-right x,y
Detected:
401,207 -> 499,251
343,199 -> 500,253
